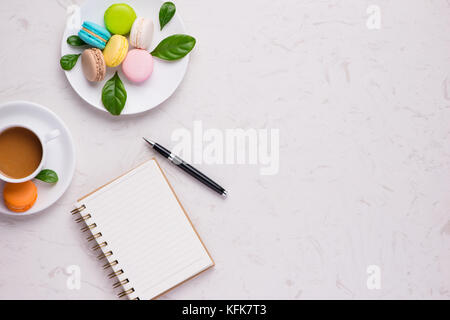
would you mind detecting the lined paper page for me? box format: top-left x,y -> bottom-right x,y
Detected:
78,159 -> 213,299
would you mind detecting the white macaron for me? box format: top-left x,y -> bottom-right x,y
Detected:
129,17 -> 154,50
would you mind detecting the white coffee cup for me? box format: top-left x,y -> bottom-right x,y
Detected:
0,124 -> 60,183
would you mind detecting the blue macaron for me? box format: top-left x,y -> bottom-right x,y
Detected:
78,21 -> 111,50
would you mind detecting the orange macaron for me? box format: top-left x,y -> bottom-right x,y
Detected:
3,181 -> 38,212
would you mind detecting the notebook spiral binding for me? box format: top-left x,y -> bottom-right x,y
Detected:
71,205 -> 137,299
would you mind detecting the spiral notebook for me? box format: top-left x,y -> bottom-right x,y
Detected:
71,158 -> 214,300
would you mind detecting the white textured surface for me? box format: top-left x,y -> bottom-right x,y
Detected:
0,0 -> 449,299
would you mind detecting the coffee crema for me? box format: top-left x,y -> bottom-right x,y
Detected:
0,127 -> 43,179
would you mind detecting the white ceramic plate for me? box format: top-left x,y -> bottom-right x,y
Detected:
61,0 -> 189,115
0,101 -> 76,216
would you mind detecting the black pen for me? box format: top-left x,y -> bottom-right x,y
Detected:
143,138 -> 228,197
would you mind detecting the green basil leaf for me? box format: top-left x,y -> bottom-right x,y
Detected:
60,54 -> 81,70
151,34 -> 196,61
67,35 -> 86,47
102,71 -> 127,116
159,2 -> 176,30
35,169 -> 59,184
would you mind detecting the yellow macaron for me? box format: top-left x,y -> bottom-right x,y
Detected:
103,35 -> 129,67
3,181 -> 38,212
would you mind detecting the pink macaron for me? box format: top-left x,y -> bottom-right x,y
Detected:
122,49 -> 154,83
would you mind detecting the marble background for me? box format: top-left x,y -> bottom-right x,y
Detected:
0,0 -> 449,299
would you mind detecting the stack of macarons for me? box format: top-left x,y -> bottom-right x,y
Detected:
78,3 -> 155,84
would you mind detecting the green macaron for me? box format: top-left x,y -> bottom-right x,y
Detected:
104,3 -> 137,35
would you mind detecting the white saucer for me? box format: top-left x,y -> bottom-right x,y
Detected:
0,101 -> 76,216
61,0 -> 189,115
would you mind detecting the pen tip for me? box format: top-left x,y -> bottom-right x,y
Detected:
143,137 -> 155,147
